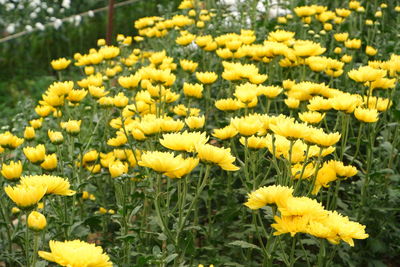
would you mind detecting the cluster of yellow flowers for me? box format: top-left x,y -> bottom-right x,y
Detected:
245,185 -> 368,246
1,0 -> 398,265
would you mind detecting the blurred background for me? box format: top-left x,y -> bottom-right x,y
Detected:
0,0 -> 180,118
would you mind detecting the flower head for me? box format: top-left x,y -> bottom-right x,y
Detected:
39,240 -> 112,267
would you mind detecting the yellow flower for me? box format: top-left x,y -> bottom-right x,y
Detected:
299,111 -> 325,124
180,59 -> 198,72
4,184 -> 46,209
24,126 -> 35,140
30,118 -> 43,129
20,175 -> 75,196
27,211 -> 47,231
304,128 -> 341,147
0,131 -> 24,149
330,93 -> 362,113
1,160 -> 22,180
66,89 -> 87,103
293,40 -> 326,57
60,120 -> 82,134
244,185 -> 294,209
212,125 -> 238,140
269,120 -> 310,140
48,130 -> 64,144
365,46 -> 377,56
284,98 -> 300,109
195,144 -> 240,171
160,131 -> 208,152
183,83 -> 203,98
39,240 -> 112,267
12,207 -> 20,214
257,85 -> 283,98
89,86 -> 109,98
185,115 -> 205,129
271,215 -> 309,237
234,83 -> 258,104
354,107 -> 379,123
138,151 -> 183,174
344,38 -> 361,49
82,150 -> 99,166
240,136 -> 267,149
307,96 -> 331,111
40,154 -> 58,171
113,92 -> 129,108
230,115 -> 263,136
165,157 -> 199,178
108,160 -> 129,178
35,105 -> 53,117
215,98 -> 244,111
51,58 -> 71,70
333,32 -> 349,42
196,71 -> 218,84
23,144 -> 46,164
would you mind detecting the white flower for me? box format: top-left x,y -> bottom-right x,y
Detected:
30,12 -> 38,19
47,7 -> 54,14
54,19 -> 63,29
74,15 -> 82,26
25,25 -> 33,32
5,3 -> 15,11
62,0 -> 71,9
6,23 -> 15,34
88,10 -> 94,17
35,22 -> 45,31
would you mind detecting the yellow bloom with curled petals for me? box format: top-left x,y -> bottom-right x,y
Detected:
195,144 -> 239,171
60,120 -> 81,134
66,89 -> 87,103
212,125 -> 238,140
269,119 -> 310,140
185,115 -> 205,129
183,83 -> 203,98
239,136 -> 268,149
39,240 -> 112,267
24,126 -> 35,140
51,58 -> 71,70
244,185 -> 294,209
138,151 -> 183,173
1,160 -> 22,180
284,98 -> 300,109
304,128 -> 341,147
354,107 -> 379,123
40,154 -> 58,170
108,160 -> 129,178
160,131 -> 208,152
20,175 -> 75,196
215,98 -> 244,111
180,59 -> 198,72
299,111 -> 325,124
23,144 -> 46,164
271,215 -> 309,237
230,115 -> 263,136
165,157 -> 199,178
196,71 -> 218,84
5,184 -> 47,209
48,130 -> 64,144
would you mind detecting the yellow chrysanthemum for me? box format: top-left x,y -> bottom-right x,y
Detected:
20,175 -> 75,196
39,240 -> 112,267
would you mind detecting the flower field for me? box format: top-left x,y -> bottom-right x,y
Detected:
0,0 -> 400,266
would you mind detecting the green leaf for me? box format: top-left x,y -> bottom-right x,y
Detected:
228,240 -> 261,251
165,253 -> 178,263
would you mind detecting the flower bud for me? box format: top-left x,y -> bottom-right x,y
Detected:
27,211 -> 47,231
